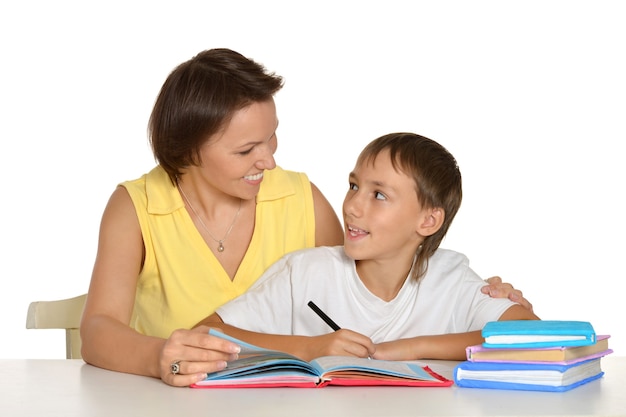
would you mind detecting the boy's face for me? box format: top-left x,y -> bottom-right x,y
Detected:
342,150 -> 425,263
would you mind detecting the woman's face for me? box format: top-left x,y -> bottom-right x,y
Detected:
196,99 -> 279,200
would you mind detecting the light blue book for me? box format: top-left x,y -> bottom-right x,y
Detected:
482,320 -> 595,349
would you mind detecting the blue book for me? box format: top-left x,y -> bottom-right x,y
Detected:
482,320 -> 595,349
453,358 -> 604,392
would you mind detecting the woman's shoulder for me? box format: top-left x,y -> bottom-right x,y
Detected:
119,166 -> 180,214
120,166 -> 165,188
258,166 -> 312,201
263,166 -> 309,186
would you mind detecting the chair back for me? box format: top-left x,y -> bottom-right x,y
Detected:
26,294 -> 87,359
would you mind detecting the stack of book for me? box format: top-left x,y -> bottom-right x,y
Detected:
453,320 -> 613,392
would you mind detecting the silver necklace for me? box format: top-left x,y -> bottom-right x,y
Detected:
178,184 -> 242,253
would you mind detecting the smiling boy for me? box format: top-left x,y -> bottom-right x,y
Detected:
200,132 -> 540,361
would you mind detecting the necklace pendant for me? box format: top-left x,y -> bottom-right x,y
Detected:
177,184 -> 241,255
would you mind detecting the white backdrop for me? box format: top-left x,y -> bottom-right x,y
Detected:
1,1 -> 624,359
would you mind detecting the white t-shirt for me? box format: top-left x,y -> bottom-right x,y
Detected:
216,246 -> 515,343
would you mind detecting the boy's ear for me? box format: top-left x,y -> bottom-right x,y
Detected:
417,207 -> 445,237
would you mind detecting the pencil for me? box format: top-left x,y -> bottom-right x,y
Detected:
307,301 -> 341,331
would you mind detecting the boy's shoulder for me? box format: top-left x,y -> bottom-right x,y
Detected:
429,248 -> 471,270
270,246 -> 350,280
432,247 -> 468,259
286,245 -> 347,262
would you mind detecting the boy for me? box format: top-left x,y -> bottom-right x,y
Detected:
200,132 -> 540,361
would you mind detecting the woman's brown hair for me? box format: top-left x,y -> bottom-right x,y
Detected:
148,48 -> 284,183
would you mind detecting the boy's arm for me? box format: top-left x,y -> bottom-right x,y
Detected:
201,313 -> 375,361
373,331 -> 484,361
373,304 -> 540,361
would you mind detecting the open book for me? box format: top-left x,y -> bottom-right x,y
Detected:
191,330 -> 453,388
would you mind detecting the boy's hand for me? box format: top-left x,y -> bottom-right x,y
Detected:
481,276 -> 533,312
371,339 -> 414,361
304,330 -> 375,360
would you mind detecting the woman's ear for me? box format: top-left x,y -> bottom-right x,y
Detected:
417,207 -> 445,237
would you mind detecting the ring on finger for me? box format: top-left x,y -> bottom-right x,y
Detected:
170,360 -> 181,375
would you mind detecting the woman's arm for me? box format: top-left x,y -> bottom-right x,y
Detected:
80,186 -> 159,374
310,182 -> 344,246
80,187 -> 239,386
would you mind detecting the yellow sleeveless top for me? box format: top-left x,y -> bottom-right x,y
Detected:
121,165 -> 316,338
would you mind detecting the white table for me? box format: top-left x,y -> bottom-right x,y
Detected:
3,356 -> 625,416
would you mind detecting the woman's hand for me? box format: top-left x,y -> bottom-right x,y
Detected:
159,326 -> 241,387
482,276 -> 533,312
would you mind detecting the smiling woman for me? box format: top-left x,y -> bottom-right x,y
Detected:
79,48 -> 344,387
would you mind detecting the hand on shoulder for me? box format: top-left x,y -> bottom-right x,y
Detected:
481,276 -> 534,312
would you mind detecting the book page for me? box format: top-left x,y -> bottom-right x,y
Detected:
213,355 -> 318,378
487,335 -> 587,343
310,356 -> 443,381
